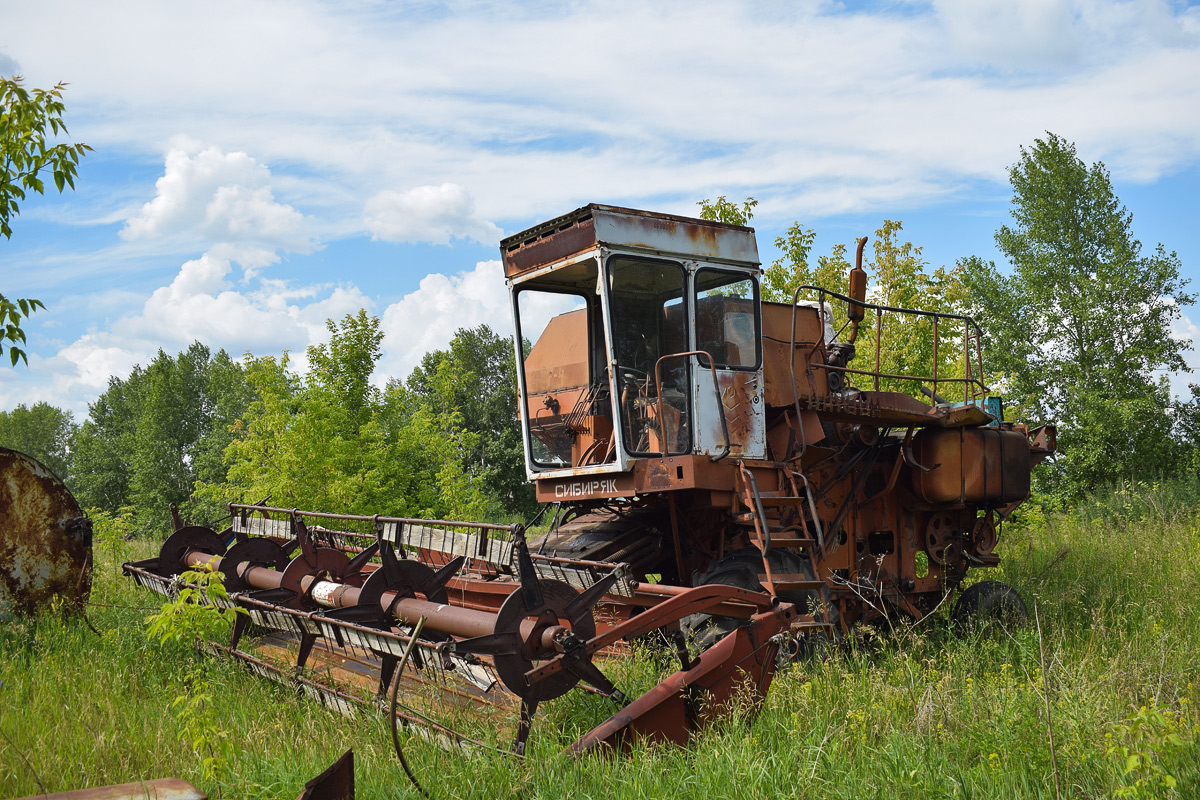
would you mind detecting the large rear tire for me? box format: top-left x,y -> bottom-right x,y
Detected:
681,548 -> 838,652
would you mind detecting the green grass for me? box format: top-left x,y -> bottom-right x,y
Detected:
3,483 -> 1199,799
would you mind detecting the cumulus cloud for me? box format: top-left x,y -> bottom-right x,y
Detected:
378,260 -> 511,380
364,184 -> 503,245
377,258 -> 582,383
122,144 -> 314,269
0,251 -> 371,416
8,1 -> 1200,227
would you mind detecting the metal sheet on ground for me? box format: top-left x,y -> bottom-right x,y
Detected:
0,447 -> 91,617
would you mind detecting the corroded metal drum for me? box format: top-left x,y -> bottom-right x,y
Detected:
0,447 -> 92,617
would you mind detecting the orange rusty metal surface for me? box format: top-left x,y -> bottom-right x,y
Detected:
502,204 -> 759,280
761,301 -> 828,406
910,428 -> 1032,505
6,778 -> 206,800
0,447 -> 92,616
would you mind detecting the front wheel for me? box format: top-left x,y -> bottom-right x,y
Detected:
952,580 -> 1028,627
681,548 -> 838,652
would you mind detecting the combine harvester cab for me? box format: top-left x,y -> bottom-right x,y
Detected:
504,204 -> 1055,631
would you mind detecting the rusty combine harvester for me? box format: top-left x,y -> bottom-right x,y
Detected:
123,204 -> 1053,765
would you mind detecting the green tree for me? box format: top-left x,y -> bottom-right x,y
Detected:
0,401 -> 76,479
698,194 -> 968,399
307,309 -> 383,430
71,344 -> 255,530
2,77 -> 91,365
71,373 -> 140,511
206,313 -> 490,521
406,324 -> 533,517
868,220 -> 968,397
696,195 -> 757,226
963,133 -> 1192,494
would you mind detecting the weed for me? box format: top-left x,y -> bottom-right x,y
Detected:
1106,699 -> 1193,799
144,558 -> 243,647
172,667 -> 236,784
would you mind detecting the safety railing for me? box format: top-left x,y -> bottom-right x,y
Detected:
789,285 -> 989,407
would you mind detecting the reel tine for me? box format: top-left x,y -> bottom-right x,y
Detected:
564,572 -> 619,619
343,540 -> 380,576
426,555 -> 466,595
514,698 -> 539,756
453,631 -> 524,657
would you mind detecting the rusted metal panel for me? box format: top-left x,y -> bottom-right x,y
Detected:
7,778 -> 205,800
535,471 -> 638,503
761,301 -> 829,406
295,750 -> 354,800
592,206 -> 759,265
910,428 -> 1032,504
0,447 -> 91,617
502,205 -> 759,280
501,209 -> 597,277
693,368 -> 766,458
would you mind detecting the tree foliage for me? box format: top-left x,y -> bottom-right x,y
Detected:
0,401 -> 76,479
202,312 -> 492,521
406,324 -> 534,517
963,133 -> 1193,494
702,194 -> 968,399
1,77 -> 91,366
696,195 -> 757,226
71,344 -> 255,530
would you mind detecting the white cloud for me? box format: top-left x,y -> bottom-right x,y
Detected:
364,184 -> 503,245
122,143 -> 314,270
7,0 -> 1198,228
378,260 -> 513,381
0,252 -> 371,416
377,258 -> 586,384
4,0 -> 1200,416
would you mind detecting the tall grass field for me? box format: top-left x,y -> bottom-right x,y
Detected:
2,481 -> 1198,799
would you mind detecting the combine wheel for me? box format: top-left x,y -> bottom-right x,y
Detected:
952,580 -> 1027,627
682,548 -> 837,652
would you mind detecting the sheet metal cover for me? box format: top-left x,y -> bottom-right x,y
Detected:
501,204 -> 760,277
0,447 -> 92,617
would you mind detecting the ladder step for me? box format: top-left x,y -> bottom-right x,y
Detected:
760,575 -> 826,591
756,496 -> 806,507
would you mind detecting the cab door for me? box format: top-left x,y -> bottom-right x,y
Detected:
691,267 -> 766,459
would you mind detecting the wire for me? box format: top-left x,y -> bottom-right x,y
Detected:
390,617 -> 431,798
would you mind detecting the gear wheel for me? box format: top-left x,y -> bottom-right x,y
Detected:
971,517 -> 997,555
925,511 -> 964,566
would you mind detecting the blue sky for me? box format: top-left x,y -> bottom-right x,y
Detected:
3,0 -> 1199,417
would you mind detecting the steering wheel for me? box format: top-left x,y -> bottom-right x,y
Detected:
618,366 -> 649,389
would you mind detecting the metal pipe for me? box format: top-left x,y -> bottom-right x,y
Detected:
189,549 -> 567,651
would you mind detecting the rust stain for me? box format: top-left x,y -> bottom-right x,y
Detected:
0,447 -> 92,616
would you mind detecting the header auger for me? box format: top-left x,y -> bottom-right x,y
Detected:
125,503 -> 804,765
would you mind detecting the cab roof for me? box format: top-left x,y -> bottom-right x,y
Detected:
501,204 -> 760,279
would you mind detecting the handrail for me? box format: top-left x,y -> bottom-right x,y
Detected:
788,284 -> 990,411
653,350 -> 732,462
227,503 -> 518,533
